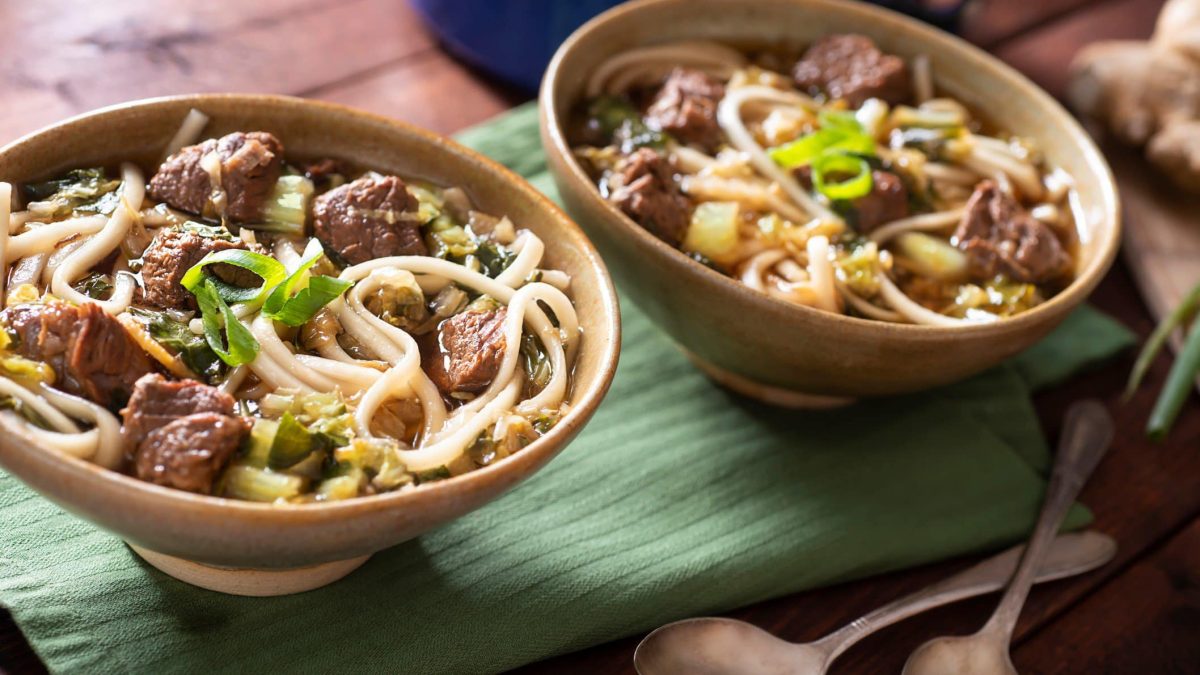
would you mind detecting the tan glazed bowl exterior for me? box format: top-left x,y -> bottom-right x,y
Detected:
0,95 -> 621,590
540,0 -> 1120,400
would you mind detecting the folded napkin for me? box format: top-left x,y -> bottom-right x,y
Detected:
0,104 -> 1134,674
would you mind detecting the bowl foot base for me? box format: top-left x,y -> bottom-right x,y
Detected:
129,545 -> 370,596
684,350 -> 856,409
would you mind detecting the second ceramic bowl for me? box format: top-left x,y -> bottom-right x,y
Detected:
539,0 -> 1120,403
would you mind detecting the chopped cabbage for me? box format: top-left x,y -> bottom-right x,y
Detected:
683,201 -> 741,264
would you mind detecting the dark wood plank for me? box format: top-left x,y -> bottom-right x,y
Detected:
0,0 -> 436,142
960,0 -> 1098,47
1013,518 -> 1200,674
313,51 -> 528,135
992,0 -> 1165,100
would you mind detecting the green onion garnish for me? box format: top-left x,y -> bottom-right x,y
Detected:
768,111 -> 875,170
180,249 -> 288,305
261,239 -> 353,327
192,278 -> 260,367
812,152 -> 874,201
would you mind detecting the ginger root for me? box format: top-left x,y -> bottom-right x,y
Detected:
1069,0 -> 1200,192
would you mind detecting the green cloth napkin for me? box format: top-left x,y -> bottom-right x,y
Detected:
0,104 -> 1134,674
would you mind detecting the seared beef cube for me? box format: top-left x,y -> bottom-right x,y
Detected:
134,413 -> 249,494
953,181 -> 1070,284
792,166 -> 909,232
609,148 -> 691,247
423,308 -> 508,396
140,229 -> 257,311
301,158 -> 348,185
853,171 -> 909,232
148,131 -> 283,223
793,34 -> 910,107
121,373 -> 236,446
312,175 -> 427,265
645,68 -> 726,150
1,302 -> 154,409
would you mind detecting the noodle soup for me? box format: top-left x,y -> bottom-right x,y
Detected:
0,111 -> 578,502
570,35 -> 1079,326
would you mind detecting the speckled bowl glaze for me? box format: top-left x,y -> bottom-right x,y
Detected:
540,0 -> 1120,402
0,95 -> 621,595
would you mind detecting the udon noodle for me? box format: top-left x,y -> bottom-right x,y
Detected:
572,35 -> 1079,325
0,113 -> 577,502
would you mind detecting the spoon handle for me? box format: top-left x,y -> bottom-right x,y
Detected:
985,400 -> 1114,640
810,531 -> 1115,661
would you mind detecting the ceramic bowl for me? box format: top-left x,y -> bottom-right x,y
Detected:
0,94 -> 621,595
539,0 -> 1120,404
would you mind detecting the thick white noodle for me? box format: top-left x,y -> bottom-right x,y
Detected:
163,108 -> 210,160
0,377 -> 79,433
9,254 -> 48,289
5,215 -> 108,261
494,230 -> 543,288
670,145 -> 718,173
333,234 -> 575,470
38,385 -> 123,469
41,238 -> 88,286
869,208 -> 966,245
0,380 -> 120,468
220,365 -> 250,396
962,146 -> 1043,200
0,183 -> 10,306
924,162 -> 980,187
806,235 -> 839,313
680,174 -> 810,224
877,272 -> 993,327
836,280 -> 907,322
585,41 -> 747,97
293,354 -> 382,390
716,86 -> 841,224
246,316 -> 330,392
740,249 -> 789,292
50,164 -> 143,314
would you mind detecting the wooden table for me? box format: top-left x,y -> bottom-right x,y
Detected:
0,1 -> 1196,673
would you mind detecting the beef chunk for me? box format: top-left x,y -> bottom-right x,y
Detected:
301,158 -> 348,185
792,166 -> 909,232
139,229 -> 257,311
609,148 -> 691,247
793,34 -> 910,107
134,413 -> 248,494
423,308 -> 507,396
121,373 -> 236,447
853,171 -> 909,232
1,302 -> 154,409
148,131 -> 283,223
644,68 -> 726,150
312,175 -> 427,265
953,181 -> 1070,284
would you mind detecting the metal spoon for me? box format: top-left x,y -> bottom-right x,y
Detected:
633,530 -> 1115,675
903,400 -> 1114,675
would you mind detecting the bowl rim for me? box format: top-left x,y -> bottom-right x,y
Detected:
539,0 -> 1121,340
0,92 -> 622,518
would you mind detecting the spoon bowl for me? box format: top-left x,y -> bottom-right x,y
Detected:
635,618 -> 827,675
903,634 -> 1017,675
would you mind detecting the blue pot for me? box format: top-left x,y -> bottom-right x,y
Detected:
409,0 -> 627,92
409,0 -> 967,93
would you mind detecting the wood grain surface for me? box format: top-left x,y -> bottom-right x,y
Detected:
1,1 -> 1196,674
